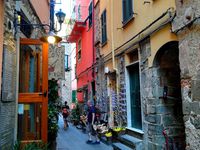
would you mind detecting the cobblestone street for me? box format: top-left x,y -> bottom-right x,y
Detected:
56,116 -> 112,150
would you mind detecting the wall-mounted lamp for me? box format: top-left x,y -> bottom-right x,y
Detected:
14,1 -> 66,44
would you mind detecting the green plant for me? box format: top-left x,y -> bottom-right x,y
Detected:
48,79 -> 61,144
13,141 -> 48,150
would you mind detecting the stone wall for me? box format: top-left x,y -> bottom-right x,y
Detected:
48,45 -> 65,80
117,56 -> 127,126
139,38 -> 185,149
0,0 -> 49,148
172,0 -> 200,149
95,2 -> 109,117
0,1 -> 17,149
94,1 -> 100,45
96,56 -> 109,114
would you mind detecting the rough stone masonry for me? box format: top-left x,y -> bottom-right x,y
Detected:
172,0 -> 200,149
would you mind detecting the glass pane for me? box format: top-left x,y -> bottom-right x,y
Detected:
19,44 -> 42,93
17,103 -> 42,140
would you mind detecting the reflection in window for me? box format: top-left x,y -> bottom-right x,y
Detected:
18,103 -> 42,141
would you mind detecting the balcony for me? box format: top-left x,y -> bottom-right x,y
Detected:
67,5 -> 87,43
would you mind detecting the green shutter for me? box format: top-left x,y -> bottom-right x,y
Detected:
72,90 -> 77,103
88,2 -> 93,27
122,0 -> 127,22
101,10 -> 107,44
122,0 -> 133,23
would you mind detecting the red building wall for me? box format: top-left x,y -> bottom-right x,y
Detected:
75,0 -> 95,103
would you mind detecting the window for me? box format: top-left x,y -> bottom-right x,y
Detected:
77,39 -> 81,60
122,0 -> 133,24
88,2 -> 93,28
78,5 -> 81,20
20,11 -> 33,38
101,10 -> 107,45
65,55 -> 70,71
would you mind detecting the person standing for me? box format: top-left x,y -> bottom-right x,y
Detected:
86,100 -> 100,144
62,101 -> 70,129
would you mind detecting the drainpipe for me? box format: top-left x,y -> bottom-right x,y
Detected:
92,0 -> 95,96
110,0 -> 119,127
14,0 -> 21,142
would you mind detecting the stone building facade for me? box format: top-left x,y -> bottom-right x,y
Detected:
0,1 -> 17,150
94,1 -> 109,115
0,1 -> 46,150
0,0 -> 49,148
94,0 -> 191,149
172,0 -> 200,149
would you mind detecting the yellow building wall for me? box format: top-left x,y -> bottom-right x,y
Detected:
149,24 -> 177,67
100,0 -> 177,65
112,0 -> 176,49
99,0 -> 112,57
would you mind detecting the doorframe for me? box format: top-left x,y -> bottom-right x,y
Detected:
18,38 -> 48,142
125,61 -> 144,134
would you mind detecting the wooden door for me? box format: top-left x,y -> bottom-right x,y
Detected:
129,64 -> 142,129
18,38 -> 48,142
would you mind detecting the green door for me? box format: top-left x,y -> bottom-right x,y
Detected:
129,64 -> 142,129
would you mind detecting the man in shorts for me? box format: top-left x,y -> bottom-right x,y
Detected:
86,100 -> 100,144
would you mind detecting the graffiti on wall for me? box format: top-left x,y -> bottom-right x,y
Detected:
48,45 -> 65,80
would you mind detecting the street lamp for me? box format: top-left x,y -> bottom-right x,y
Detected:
40,9 -> 66,43
14,2 -> 66,44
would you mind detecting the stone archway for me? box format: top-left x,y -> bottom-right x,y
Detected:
153,41 -> 186,149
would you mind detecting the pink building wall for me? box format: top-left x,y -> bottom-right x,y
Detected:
30,0 -> 50,24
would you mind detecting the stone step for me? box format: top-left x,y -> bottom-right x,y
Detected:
119,134 -> 142,150
100,136 -> 112,145
112,142 -> 133,150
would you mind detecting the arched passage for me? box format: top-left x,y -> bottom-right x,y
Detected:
153,41 -> 186,149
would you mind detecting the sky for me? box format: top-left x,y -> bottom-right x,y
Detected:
55,0 -> 73,19
55,0 -> 73,37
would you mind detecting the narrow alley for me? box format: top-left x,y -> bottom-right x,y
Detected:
56,116 -> 112,150
1,0 -> 200,149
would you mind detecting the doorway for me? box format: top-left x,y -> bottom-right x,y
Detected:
153,41 -> 185,149
128,63 -> 142,130
18,38 -> 48,142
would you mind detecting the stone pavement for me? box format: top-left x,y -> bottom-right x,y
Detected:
56,116 -> 112,150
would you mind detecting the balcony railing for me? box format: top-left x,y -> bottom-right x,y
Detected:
68,5 -> 88,29
67,5 -> 88,43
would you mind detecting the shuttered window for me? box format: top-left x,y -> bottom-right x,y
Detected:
88,2 -> 92,28
77,39 -> 81,60
122,0 -> 133,24
101,10 -> 107,45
